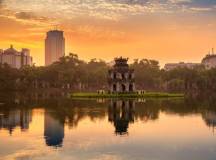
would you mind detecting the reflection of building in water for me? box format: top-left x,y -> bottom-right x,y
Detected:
108,100 -> 135,135
0,109 -> 32,134
202,111 -> 216,132
44,110 -> 64,147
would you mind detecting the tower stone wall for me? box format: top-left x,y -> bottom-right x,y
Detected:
108,57 -> 135,93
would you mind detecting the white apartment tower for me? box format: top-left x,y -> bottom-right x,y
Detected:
45,30 -> 65,66
0,45 -> 33,69
202,48 -> 216,69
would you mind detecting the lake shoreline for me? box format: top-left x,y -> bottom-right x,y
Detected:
70,92 -> 184,98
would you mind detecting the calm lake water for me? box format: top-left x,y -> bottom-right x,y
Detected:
0,94 -> 216,160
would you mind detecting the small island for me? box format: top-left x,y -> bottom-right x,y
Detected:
71,57 -> 184,99
70,92 -> 184,98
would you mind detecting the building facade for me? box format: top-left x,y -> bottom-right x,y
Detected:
108,57 -> 135,93
202,49 -> 216,69
45,30 -> 65,66
164,62 -> 201,71
202,55 -> 216,69
0,45 -> 33,69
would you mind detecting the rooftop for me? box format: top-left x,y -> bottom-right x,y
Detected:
114,57 -> 129,68
202,48 -> 216,62
4,45 -> 18,54
0,45 -> 31,56
202,54 -> 216,62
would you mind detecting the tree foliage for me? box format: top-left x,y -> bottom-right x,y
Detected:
1,54 -> 216,93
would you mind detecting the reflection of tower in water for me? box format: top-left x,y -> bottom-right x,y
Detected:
108,100 -> 135,135
44,110 -> 64,147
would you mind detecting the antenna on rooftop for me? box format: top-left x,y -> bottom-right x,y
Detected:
51,24 -> 59,31
212,48 -> 214,55
54,24 -> 58,30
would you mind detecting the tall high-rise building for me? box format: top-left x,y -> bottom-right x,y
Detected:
45,30 -> 65,66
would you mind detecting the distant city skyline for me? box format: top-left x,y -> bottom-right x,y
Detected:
0,43 -> 215,68
0,0 -> 215,66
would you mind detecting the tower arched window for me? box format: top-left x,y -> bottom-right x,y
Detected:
113,73 -> 117,79
122,73 -> 125,79
129,74 -> 132,79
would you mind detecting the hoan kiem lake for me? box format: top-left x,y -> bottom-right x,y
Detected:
0,92 -> 216,160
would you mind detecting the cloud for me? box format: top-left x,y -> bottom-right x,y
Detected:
0,0 -> 3,8
15,12 -> 36,20
190,7 -> 212,11
0,8 -> 56,27
1,0 -> 216,25
15,12 -> 49,22
2,149 -> 49,160
0,0 -> 177,21
169,0 -> 192,4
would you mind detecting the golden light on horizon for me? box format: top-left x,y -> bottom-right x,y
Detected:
0,0 -> 216,66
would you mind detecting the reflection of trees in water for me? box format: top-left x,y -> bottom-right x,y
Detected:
42,100 -> 108,147
43,99 -> 163,136
3,92 -> 216,141
160,99 -> 201,116
135,100 -> 160,122
44,99 -> 107,129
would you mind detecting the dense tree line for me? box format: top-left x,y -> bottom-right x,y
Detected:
1,53 -> 216,93
0,53 -> 108,91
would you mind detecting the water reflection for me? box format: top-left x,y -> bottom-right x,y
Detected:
202,111 -> 216,131
0,109 -> 32,134
1,92 -> 216,150
108,100 -> 135,135
44,110 -> 64,147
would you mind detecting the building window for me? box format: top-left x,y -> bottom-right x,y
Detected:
129,84 -> 133,92
122,73 -> 125,79
113,84 -> 117,92
121,84 -> 126,92
113,73 -> 117,79
129,74 -> 132,79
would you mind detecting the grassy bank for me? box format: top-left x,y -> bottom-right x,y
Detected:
70,92 -> 184,98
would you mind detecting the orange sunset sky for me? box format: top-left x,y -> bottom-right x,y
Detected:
0,0 -> 216,66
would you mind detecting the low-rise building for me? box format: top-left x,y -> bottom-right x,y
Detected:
0,45 -> 33,69
164,62 -> 201,71
202,49 -> 216,69
202,55 -> 216,69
